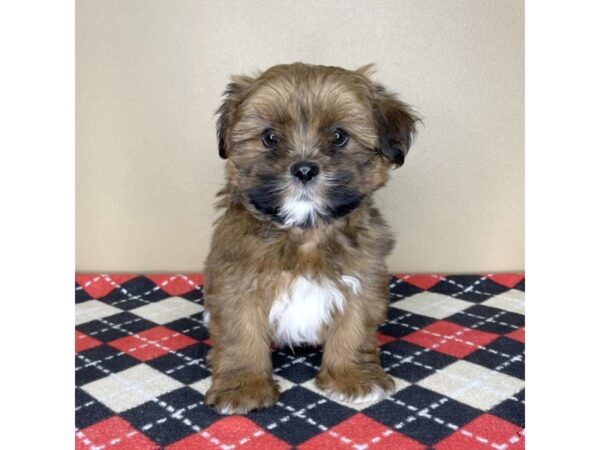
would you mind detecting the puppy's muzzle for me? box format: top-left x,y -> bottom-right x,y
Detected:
290,161 -> 319,184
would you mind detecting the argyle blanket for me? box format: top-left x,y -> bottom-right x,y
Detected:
75,273 -> 525,449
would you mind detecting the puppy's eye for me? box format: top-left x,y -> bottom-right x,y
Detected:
333,128 -> 349,147
261,129 -> 279,148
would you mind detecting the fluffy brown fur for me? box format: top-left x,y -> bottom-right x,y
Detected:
204,62 -> 418,414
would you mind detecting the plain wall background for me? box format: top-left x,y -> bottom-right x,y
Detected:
76,0 -> 524,273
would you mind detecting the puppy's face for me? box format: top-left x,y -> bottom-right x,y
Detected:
217,63 -> 417,228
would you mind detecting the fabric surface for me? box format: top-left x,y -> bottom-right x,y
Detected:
75,274 -> 525,449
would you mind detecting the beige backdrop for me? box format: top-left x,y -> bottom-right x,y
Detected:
76,0 -> 524,273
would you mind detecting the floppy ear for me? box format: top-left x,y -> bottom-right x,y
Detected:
371,84 -> 420,167
216,74 -> 255,159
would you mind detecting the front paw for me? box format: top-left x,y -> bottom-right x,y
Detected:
205,376 -> 280,415
316,364 -> 394,403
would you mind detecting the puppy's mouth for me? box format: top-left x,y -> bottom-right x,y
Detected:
245,175 -> 362,228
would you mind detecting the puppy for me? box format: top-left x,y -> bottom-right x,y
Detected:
204,63 -> 418,414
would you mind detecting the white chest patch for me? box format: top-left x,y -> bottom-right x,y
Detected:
269,275 -> 361,346
280,198 -> 321,228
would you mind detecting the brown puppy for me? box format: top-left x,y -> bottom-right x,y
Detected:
204,63 -> 418,414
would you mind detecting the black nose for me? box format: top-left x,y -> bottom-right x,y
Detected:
290,161 -> 320,183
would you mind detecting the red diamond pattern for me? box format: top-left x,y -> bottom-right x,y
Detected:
402,320 -> 498,358
396,273 -> 443,290
377,332 -> 397,346
76,416 -> 158,450
108,326 -> 197,361
166,416 -> 289,450
299,413 -> 426,450
435,414 -> 524,450
146,274 -> 204,296
506,327 -> 525,343
488,273 -> 524,288
75,330 -> 102,353
76,274 -> 137,298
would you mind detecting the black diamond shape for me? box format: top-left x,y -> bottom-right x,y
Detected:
102,276 -> 170,302
284,386 -> 354,427
394,415 -> 454,445
180,287 -> 204,303
466,337 -> 525,379
122,388 -> 219,446
429,275 -> 483,296
164,314 -> 209,341
365,386 -> 480,446
75,320 -> 129,342
400,385 -> 481,426
266,414 -> 319,446
76,320 -> 130,343
249,405 -> 324,446
147,343 -> 211,384
76,345 -> 138,386
96,278 -> 169,311
482,277 -> 515,294
76,313 -> 157,342
453,277 -> 511,302
160,387 -> 220,428
389,278 -> 423,299
246,402 -> 301,438
75,388 -> 113,429
490,389 -> 525,427
459,276 -> 518,302
397,414 -> 453,445
76,356 -> 108,387
362,395 -> 414,428
379,310 -> 437,338
272,348 -> 321,384
446,305 -> 524,335
380,340 -> 456,383
249,386 -> 353,446
75,285 -> 93,303
104,311 -> 159,330
123,401 -> 193,446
